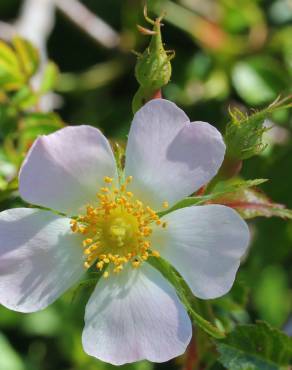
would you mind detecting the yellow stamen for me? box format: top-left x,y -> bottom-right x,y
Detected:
132,260 -> 141,268
82,238 -> 93,247
103,271 -> 109,278
71,176 -> 166,278
152,250 -> 160,257
126,176 -> 133,184
96,261 -> 104,270
104,176 -> 113,184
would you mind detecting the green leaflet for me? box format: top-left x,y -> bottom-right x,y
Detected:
10,86 -> 38,109
12,36 -> 39,79
159,178 -> 268,217
148,257 -> 226,339
40,61 -> 59,94
216,322 -> 292,370
0,40 -> 24,91
0,37 -> 57,97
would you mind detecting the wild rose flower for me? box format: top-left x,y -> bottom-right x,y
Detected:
0,99 -> 249,365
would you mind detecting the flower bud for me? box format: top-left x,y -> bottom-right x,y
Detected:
225,107 -> 268,160
132,13 -> 174,113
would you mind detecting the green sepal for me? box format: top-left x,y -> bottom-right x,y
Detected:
209,178 -> 292,220
132,86 -> 158,114
70,272 -> 102,304
159,178 -> 267,217
148,256 -> 226,339
225,95 -> 292,160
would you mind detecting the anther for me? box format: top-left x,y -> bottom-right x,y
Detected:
83,238 -> 93,247
103,271 -> 110,278
104,176 -> 113,184
113,265 -> 123,273
96,261 -> 104,270
152,250 -> 160,257
126,176 -> 133,184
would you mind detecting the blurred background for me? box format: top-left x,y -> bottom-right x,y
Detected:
0,0 -> 291,369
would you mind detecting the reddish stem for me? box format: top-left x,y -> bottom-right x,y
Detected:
219,158 -> 243,180
196,185 -> 207,196
151,89 -> 162,100
184,336 -> 197,370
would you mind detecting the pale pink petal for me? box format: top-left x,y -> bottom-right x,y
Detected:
19,125 -> 118,215
82,263 -> 192,365
151,205 -> 250,299
0,208 -> 84,312
125,99 -> 225,210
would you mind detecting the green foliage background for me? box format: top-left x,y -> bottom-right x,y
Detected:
0,0 -> 292,369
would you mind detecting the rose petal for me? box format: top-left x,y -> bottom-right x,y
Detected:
19,125 -> 118,215
125,99 -> 225,210
82,263 -> 192,365
0,208 -> 84,312
151,205 -> 250,299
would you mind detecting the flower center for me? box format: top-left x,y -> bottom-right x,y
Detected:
70,176 -> 168,278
